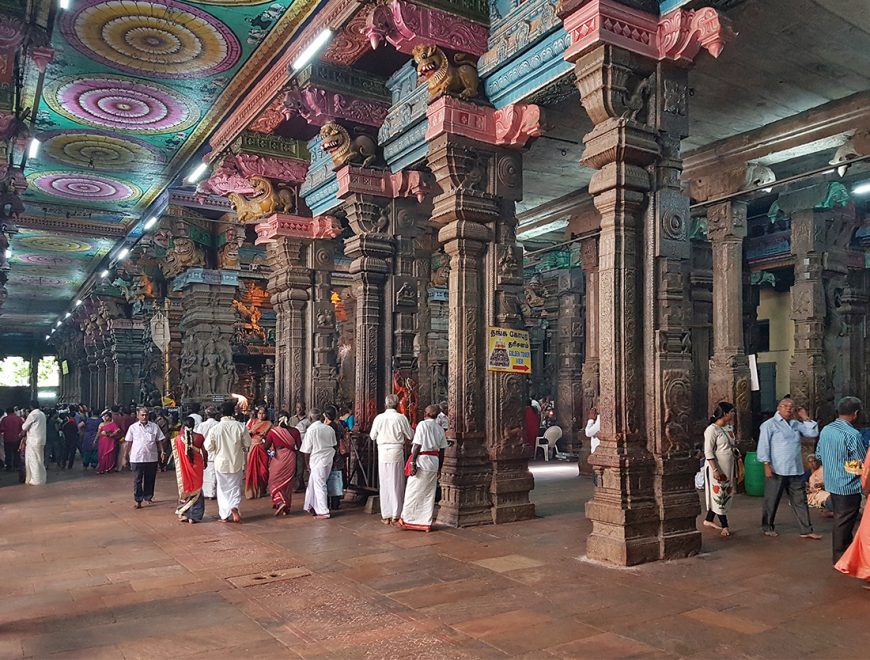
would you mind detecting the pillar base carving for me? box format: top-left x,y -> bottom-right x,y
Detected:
436,437 -> 493,528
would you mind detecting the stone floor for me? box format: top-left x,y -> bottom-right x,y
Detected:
0,460 -> 866,659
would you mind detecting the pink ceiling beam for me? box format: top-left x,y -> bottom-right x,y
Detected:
364,0 -> 488,56
285,87 -> 389,128
560,0 -> 735,65
425,97 -> 545,149
198,153 -> 308,198
208,0 -> 365,160
249,96 -> 292,135
254,213 -> 341,244
322,10 -> 371,65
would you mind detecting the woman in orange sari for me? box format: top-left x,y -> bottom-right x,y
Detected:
245,406 -> 271,499
172,416 -> 207,523
834,444 -> 870,587
263,411 -> 301,515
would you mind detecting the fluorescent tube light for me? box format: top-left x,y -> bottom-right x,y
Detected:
143,216 -> 158,230
292,29 -> 332,71
28,138 -> 40,159
185,162 -> 208,183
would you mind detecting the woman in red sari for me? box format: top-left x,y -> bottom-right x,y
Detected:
245,406 -> 272,499
834,444 -> 870,587
172,417 -> 207,523
96,410 -> 121,474
263,411 -> 301,515
524,400 -> 540,452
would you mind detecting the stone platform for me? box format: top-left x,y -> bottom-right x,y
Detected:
0,463 -> 866,658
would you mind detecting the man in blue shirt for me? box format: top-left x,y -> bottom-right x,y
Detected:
757,398 -> 821,539
816,396 -> 866,563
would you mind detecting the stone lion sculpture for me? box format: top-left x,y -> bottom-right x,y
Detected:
411,44 -> 479,100
226,175 -> 295,223
319,122 -> 379,169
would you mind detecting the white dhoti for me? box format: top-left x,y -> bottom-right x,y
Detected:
304,461 -> 332,516
215,469 -> 243,520
399,468 -> 438,530
378,461 -> 405,520
25,443 -> 46,486
202,462 -> 216,498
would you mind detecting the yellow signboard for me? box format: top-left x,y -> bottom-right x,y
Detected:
486,326 -> 531,373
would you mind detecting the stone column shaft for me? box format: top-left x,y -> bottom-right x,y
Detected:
309,240 -> 338,411
707,200 -> 751,445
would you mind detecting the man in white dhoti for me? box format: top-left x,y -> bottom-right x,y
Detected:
399,405 -> 447,531
300,409 -> 336,519
204,400 -> 251,523
370,394 -> 413,524
20,402 -> 47,486
195,407 -> 219,499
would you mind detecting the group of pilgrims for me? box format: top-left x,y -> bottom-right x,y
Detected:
135,394 -> 448,531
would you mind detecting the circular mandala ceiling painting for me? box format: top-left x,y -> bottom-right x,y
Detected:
45,75 -> 199,133
17,236 -> 94,253
61,0 -> 241,79
29,171 -> 141,203
17,254 -> 76,267
39,130 -> 163,171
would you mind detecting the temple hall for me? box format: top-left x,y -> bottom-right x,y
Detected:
1,0 -> 869,657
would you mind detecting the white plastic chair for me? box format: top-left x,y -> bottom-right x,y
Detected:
534,425 -> 562,461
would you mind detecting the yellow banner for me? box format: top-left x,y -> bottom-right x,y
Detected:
486,327 -> 531,374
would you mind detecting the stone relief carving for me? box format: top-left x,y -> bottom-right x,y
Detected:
163,237 -> 205,278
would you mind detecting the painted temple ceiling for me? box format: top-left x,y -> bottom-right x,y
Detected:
5,0 -> 319,334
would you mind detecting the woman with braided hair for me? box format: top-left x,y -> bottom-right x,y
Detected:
172,416 -> 207,523
263,411 -> 301,516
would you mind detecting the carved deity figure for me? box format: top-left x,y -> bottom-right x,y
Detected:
319,122 -> 379,169
226,175 -> 295,223
411,44 -> 480,100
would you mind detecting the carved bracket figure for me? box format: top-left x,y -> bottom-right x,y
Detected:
412,44 -> 480,100
227,175 -> 296,223
319,122 -> 380,169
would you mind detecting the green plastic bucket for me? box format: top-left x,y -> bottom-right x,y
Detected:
744,451 -> 765,497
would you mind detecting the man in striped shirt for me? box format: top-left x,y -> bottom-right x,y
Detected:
816,396 -> 867,563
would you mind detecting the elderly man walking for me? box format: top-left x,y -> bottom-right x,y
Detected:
816,396 -> 867,563
204,400 -> 251,523
758,398 -> 821,540
300,409 -> 336,519
20,403 -> 47,486
370,394 -> 413,525
125,407 -> 166,508
399,405 -> 448,531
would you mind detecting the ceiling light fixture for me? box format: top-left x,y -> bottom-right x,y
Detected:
65,312 -> 71,318
100,269 -> 110,278
45,335 -> 50,340
292,29 -> 333,71
143,216 -> 158,230
852,181 -> 870,196
27,138 -> 40,159
185,162 -> 208,183
75,299 -> 82,306
59,0 -> 70,9
56,321 -> 62,327
4,248 -> 10,259
117,247 -> 129,260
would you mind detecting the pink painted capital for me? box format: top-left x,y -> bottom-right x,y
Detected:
235,153 -> 309,184
197,155 -> 255,197
285,87 -> 388,128
562,0 -> 735,65
255,213 -> 341,244
426,97 -> 544,149
364,1 -> 488,56
336,165 -> 432,201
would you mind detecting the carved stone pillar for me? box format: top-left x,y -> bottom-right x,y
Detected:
689,223 -> 713,441
309,239 -> 339,411
707,201 -> 752,446
267,237 -> 311,412
571,45 -> 661,565
556,269 -> 584,454
788,201 -> 829,422
342,198 -> 394,432
175,269 -> 239,403
579,235 -> 600,473
414,229 -> 436,407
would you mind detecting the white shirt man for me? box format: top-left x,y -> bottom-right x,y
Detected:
204,406 -> 251,522
300,415 -> 336,517
370,397 -> 413,523
21,406 -> 47,486
195,412 -> 219,498
125,408 -> 165,507
399,408 -> 448,531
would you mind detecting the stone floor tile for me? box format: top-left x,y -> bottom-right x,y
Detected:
471,553 -> 546,573
549,632 -> 674,659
